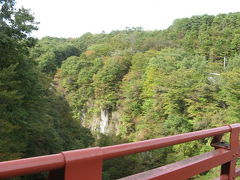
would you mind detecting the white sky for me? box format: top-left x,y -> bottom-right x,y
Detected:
16,0 -> 240,38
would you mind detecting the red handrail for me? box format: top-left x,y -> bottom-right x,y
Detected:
0,124 -> 239,180
102,125 -> 230,159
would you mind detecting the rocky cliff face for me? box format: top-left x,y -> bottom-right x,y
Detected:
80,102 -> 120,135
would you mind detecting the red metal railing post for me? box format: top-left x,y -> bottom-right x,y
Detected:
220,124 -> 240,180
62,147 -> 102,180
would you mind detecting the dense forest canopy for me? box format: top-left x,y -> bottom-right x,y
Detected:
1,0 -> 240,179
0,0 -> 94,163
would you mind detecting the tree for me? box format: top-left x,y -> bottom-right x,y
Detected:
0,0 -> 94,162
0,0 -> 39,160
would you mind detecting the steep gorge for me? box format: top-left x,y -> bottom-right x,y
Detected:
30,12 -> 240,179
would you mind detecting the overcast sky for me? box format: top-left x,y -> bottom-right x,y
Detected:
16,0 -> 240,38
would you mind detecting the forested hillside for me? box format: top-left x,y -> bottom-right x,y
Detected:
32,13 -> 240,138
2,0 -> 240,178
29,12 -> 240,179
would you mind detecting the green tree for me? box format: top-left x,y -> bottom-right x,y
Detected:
0,0 -> 94,163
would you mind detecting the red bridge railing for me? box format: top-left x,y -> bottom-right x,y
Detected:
1,124 -> 240,179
